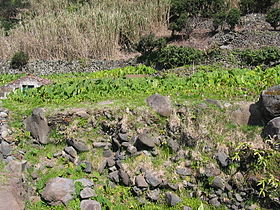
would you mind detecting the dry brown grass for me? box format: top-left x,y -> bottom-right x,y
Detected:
226,0 -> 240,8
0,0 -> 170,60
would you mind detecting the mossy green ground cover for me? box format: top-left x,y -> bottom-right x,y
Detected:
1,64 -> 280,209
2,64 -> 280,114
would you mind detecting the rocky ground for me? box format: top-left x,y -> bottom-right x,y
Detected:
0,89 -> 279,209
0,12 -> 280,210
171,14 -> 280,51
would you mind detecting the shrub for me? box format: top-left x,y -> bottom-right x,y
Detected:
168,13 -> 188,36
239,0 -> 279,14
144,45 -> 204,69
212,12 -> 226,32
135,34 -> 166,55
238,47 -> 280,66
266,8 -> 280,30
226,8 -> 241,31
169,0 -> 226,37
170,0 -> 226,18
10,51 -> 29,69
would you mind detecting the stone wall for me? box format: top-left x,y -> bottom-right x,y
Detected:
0,58 -> 138,75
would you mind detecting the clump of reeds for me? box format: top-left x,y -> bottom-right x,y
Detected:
0,0 -> 170,60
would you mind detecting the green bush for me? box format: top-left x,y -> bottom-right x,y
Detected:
135,34 -> 166,55
170,0 -> 226,18
226,8 -> 241,31
266,8 -> 280,30
212,12 -> 226,32
239,0 -> 279,14
169,0 -> 226,37
10,51 -> 29,69
168,13 -> 188,35
238,47 -> 280,66
143,45 -> 204,69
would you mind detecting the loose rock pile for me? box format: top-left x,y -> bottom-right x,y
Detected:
0,108 -> 15,163
1,89 -> 280,209
259,85 -> 280,150
0,108 -> 26,210
0,58 -> 137,75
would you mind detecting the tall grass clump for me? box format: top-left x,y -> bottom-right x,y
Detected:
0,0 -> 170,60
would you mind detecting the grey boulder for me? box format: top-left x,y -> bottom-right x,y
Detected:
80,200 -> 101,210
25,108 -> 50,144
263,117 -> 280,140
75,178 -> 94,188
118,170 -> 130,186
67,138 -> 89,152
146,94 -> 172,117
135,175 -> 149,188
231,102 -> 263,126
64,146 -> 78,159
259,85 -> 280,122
80,188 -> 96,199
215,152 -> 229,167
135,134 -> 155,151
5,160 -> 27,174
0,141 -> 11,156
147,189 -> 161,201
41,178 -> 75,206
211,176 -> 225,190
165,192 -> 181,206
145,171 -> 162,187
176,167 -> 192,176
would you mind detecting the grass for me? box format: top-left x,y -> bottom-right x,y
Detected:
1,64 -> 280,209
0,161 -> 8,184
0,0 -> 170,60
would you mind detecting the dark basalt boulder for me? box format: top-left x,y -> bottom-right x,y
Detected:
263,117 -> 280,140
165,192 -> 181,206
262,117 -> 280,150
258,85 -> 280,122
66,138 -> 89,152
134,134 -> 156,151
145,171 -> 162,188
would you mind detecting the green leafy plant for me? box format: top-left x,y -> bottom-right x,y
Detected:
143,45 -> 204,69
213,12 -> 226,32
237,47 -> 280,66
170,0 -> 226,18
135,34 -> 166,55
231,142 -> 274,172
266,8 -> 280,30
10,51 -> 29,69
239,0 -> 279,14
257,174 -> 280,197
75,181 -> 84,197
226,8 -> 241,31
169,0 -> 226,38
168,13 -> 189,36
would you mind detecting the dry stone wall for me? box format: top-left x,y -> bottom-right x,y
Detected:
0,58 -> 137,75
